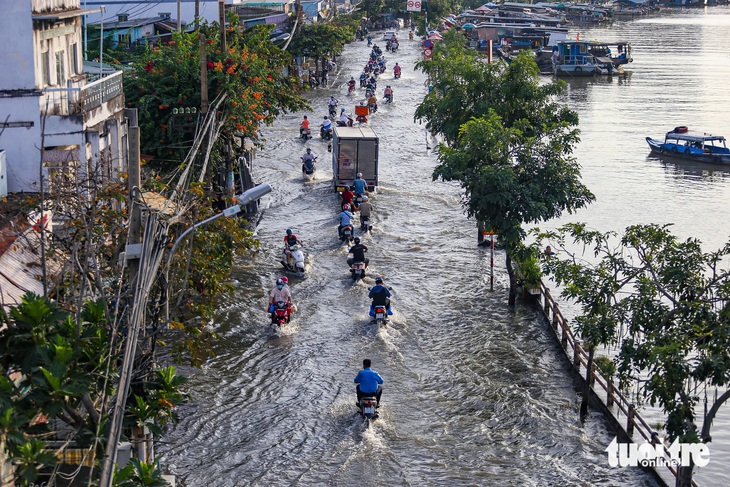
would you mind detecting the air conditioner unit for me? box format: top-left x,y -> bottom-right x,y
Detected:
0,150 -> 6,198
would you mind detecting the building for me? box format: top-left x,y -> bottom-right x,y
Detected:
87,12 -> 179,49
0,0 -> 129,196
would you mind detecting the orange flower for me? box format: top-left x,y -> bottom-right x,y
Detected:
236,123 -> 244,131
226,66 -> 236,74
213,61 -> 224,72
248,104 -> 257,110
255,114 -> 265,120
252,91 -> 263,101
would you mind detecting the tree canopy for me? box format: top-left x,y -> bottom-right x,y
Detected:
288,22 -> 356,64
416,31 -> 593,304
123,18 -> 308,169
537,223 -> 730,485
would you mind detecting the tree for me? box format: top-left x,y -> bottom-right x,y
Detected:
417,31 -> 594,304
288,23 -> 355,74
0,294 -> 187,485
538,223 -> 730,487
123,19 -> 308,169
360,0 -> 386,21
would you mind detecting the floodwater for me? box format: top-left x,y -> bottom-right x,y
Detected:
159,7 -> 730,486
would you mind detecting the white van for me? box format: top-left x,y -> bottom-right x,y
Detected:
383,31 -> 397,41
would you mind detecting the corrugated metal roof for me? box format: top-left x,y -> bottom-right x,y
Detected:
0,228 -> 62,310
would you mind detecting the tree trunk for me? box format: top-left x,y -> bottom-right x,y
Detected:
506,252 -> 516,306
580,346 -> 595,421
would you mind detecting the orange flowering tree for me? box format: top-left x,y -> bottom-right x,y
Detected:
124,17 -> 308,169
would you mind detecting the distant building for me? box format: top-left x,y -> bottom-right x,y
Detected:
0,0 -> 129,195
87,12 -> 179,48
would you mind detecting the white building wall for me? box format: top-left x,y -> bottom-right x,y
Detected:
0,96 -> 44,193
0,1 -> 36,89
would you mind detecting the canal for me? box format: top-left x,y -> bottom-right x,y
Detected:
159,7 -> 730,486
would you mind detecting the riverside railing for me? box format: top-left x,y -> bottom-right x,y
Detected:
537,283 -> 699,487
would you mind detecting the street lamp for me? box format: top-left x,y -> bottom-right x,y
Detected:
164,183 -> 272,324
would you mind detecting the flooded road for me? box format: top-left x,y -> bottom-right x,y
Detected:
160,8 -> 730,486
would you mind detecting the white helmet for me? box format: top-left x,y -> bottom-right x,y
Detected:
357,172 -> 363,178
361,195 -> 368,202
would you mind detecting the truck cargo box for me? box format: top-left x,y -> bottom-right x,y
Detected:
332,126 -> 379,192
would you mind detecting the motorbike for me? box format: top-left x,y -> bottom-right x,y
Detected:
394,70 -> 401,79
302,159 -> 316,179
384,93 -> 393,104
328,104 -> 338,118
281,244 -> 305,274
271,300 -> 292,326
340,224 -> 354,243
409,31 -> 414,40
320,126 -> 333,141
391,42 -> 398,53
350,260 -> 366,281
360,215 -> 372,232
367,37 -> 372,46
348,83 -> 356,95
300,127 -> 312,141
357,395 -> 379,422
385,40 -> 392,52
360,77 -> 367,88
337,115 -> 354,127
373,303 -> 388,326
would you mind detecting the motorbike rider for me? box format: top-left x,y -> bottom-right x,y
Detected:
367,34 -> 372,46
358,195 -> 372,226
348,76 -> 356,93
356,102 -> 368,124
394,63 -> 401,77
384,85 -> 393,103
347,237 -> 369,268
269,278 -> 293,314
359,72 -> 367,87
369,276 -> 392,316
282,228 -> 305,267
354,358 -> 383,407
320,116 -> 333,138
409,31 -> 414,40
341,185 -> 356,211
337,204 -> 355,238
300,115 -> 310,137
301,148 -> 317,173
338,108 -> 351,127
353,172 -> 367,197
328,96 -> 339,115
367,93 -> 378,113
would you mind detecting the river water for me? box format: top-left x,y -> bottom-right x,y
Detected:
159,7 -> 730,486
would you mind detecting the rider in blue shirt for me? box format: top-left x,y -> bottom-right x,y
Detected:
338,205 -> 354,237
352,173 -> 367,196
354,358 -> 383,406
369,276 -> 392,316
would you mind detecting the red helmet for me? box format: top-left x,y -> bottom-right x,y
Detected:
281,276 -> 288,284
343,204 -> 350,211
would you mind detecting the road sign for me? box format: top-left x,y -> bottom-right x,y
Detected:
423,48 -> 432,57
406,0 -> 421,11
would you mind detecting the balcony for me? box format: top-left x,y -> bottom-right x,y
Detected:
42,71 -> 124,126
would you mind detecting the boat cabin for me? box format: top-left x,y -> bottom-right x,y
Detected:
662,129 -> 729,156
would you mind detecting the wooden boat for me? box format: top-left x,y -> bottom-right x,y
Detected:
552,40 -> 597,76
646,127 -> 730,165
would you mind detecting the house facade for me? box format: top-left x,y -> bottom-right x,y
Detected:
0,0 -> 128,195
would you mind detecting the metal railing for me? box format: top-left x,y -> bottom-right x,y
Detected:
537,283 -> 699,487
42,71 -> 124,116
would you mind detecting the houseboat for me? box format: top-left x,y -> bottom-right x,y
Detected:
552,40 -> 598,76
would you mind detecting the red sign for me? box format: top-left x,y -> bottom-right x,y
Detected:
423,48 -> 432,57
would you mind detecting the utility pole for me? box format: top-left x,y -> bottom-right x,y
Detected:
200,33 -> 209,114
177,0 -> 182,32
195,0 -> 200,30
219,0 -> 227,54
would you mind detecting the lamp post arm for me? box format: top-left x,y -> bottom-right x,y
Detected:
164,183 -> 272,324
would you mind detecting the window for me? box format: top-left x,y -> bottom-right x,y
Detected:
41,51 -> 51,87
118,33 -> 131,49
71,43 -> 79,75
55,50 -> 66,86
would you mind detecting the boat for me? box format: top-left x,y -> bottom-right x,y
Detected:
552,40 -> 598,76
646,127 -> 730,165
588,41 -> 633,68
